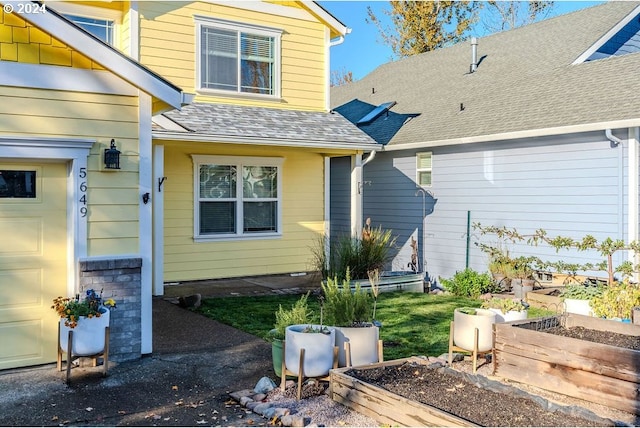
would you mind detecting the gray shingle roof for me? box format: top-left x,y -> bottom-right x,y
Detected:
330,2 -> 640,147
155,103 -> 379,149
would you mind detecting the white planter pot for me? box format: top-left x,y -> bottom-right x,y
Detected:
488,308 -> 528,323
285,324 -> 335,377
564,298 -> 593,316
334,325 -> 379,367
59,309 -> 110,356
453,308 -> 496,352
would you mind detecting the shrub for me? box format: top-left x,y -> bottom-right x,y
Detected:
590,280 -> 640,319
439,269 -> 497,298
481,298 -> 527,312
270,292 -> 312,340
321,273 -> 373,327
559,284 -> 604,300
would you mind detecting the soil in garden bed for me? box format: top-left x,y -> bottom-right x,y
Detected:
542,325 -> 640,350
345,361 -> 610,427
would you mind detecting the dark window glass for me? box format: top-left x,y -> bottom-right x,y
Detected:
0,170 -> 36,198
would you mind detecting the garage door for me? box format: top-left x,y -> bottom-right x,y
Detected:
0,162 -> 67,369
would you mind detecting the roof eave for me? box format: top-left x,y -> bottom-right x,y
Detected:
2,0 -> 185,109
383,119 -> 640,151
152,131 -> 381,151
301,1 -> 349,37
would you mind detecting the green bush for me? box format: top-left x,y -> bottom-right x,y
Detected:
321,273 -> 373,327
270,292 -> 311,340
439,268 -> 497,298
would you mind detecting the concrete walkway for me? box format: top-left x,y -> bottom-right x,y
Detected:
0,275 -> 317,427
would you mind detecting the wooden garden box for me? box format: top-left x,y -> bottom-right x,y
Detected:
330,357 -> 477,427
494,313 -> 640,415
524,287 -> 564,311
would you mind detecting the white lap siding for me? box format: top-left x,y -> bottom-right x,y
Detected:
363,131 -> 629,283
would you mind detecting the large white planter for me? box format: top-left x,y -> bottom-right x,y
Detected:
335,325 -> 380,367
564,298 -> 593,316
285,324 -> 335,377
59,309 -> 110,356
453,308 -> 496,352
488,308 -> 528,323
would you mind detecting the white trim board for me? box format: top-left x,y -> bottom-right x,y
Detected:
0,62 -> 138,96
1,0 -> 184,109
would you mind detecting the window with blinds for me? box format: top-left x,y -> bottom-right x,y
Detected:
197,18 -> 280,97
416,152 -> 432,186
193,155 -> 283,240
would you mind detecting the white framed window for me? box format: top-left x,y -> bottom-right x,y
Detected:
66,15 -> 115,45
192,155 -> 283,241
195,16 -> 282,98
52,3 -> 120,46
416,152 -> 432,186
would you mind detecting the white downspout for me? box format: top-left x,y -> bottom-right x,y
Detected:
351,153 -> 363,238
628,128 -> 640,282
607,128 -> 629,277
362,150 -> 376,166
330,35 -> 345,47
606,128 -> 624,147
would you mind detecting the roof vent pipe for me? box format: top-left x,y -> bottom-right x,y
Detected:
470,37 -> 478,73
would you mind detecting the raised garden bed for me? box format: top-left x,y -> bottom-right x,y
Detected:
494,313 -> 640,415
329,357 -> 613,426
524,287 -> 564,311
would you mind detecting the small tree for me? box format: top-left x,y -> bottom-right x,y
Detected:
473,223 -> 640,286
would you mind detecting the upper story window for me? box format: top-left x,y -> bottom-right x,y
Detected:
193,155 -> 283,241
65,15 -> 115,45
416,152 -> 432,187
196,16 -> 282,98
52,3 -> 120,47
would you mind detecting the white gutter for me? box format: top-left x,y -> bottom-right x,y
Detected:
152,131 -> 381,151
384,119 -> 640,151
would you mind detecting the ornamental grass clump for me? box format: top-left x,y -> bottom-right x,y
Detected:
312,218 -> 396,280
52,289 -> 116,328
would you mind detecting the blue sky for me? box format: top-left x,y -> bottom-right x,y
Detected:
319,1 -> 605,80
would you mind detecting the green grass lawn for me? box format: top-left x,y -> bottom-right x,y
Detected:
197,292 -> 553,360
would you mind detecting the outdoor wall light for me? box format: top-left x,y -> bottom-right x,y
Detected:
104,139 -> 121,170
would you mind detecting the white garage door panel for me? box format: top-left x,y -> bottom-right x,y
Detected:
0,269 -> 43,308
0,319 -> 44,365
0,219 -> 42,255
0,162 -> 67,370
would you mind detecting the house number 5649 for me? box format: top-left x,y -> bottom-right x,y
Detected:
79,167 -> 88,217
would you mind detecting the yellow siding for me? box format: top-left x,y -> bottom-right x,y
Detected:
138,1 -> 328,111
159,141 -> 326,282
0,86 -> 140,257
0,10 -> 102,69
